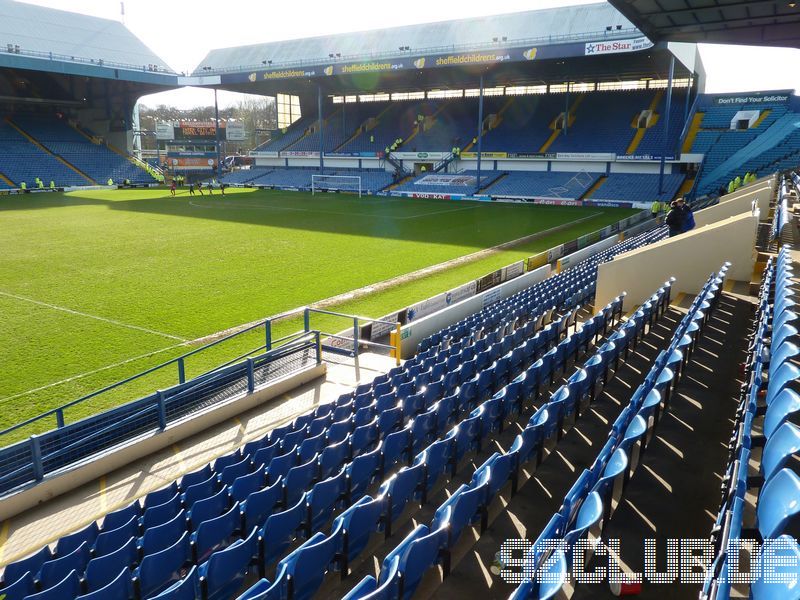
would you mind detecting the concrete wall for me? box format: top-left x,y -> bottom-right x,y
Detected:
398,264 -> 551,358
694,193 -> 761,228
595,211 -> 758,309
0,363 -> 326,522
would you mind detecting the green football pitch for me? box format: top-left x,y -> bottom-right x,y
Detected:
0,187 -> 638,437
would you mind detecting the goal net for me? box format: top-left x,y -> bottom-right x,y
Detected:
547,170 -> 595,199
311,174 -> 362,197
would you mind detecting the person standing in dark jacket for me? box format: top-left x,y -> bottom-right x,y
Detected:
665,200 -> 685,237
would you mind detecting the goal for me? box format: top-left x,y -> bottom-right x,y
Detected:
311,174 -> 362,197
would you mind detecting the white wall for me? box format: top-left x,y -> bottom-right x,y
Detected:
398,265 -> 551,358
609,162 -> 667,174
595,212 -> 758,309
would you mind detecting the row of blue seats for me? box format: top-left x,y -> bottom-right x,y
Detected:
0,242 -> 609,599
421,227 -> 667,354
152,296 -> 626,599
341,280 -> 675,600
701,247 -> 800,599
772,177 -> 791,243
512,264 -> 728,599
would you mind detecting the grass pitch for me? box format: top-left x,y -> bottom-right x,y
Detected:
0,187 -> 638,437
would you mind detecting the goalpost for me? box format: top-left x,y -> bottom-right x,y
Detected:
311,174 -> 362,197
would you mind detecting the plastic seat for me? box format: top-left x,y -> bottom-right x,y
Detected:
235,564 -> 288,600
308,468 -> 347,532
141,492 -> 182,530
762,422 -> 800,482
103,502 -> 141,533
55,522 -> 98,557
347,445 -> 382,499
750,535 -> 800,600
767,364 -> 800,406
431,483 -> 484,550
320,438 -> 350,479
230,469 -> 267,504
189,487 -> 229,528
592,448 -> 628,522
765,389 -> 800,439
252,441 -> 281,469
181,465 -> 213,491
36,541 -> 89,590
0,572 -> 35,600
382,428 -> 411,473
757,468 -> 800,539
328,418 -> 353,444
261,494 -> 307,568
23,569 -> 80,600
334,495 -> 384,572
134,530 -> 192,599
351,420 -> 379,457
474,451 -> 514,501
298,431 -> 327,463
342,557 -> 399,600
192,501 -> 240,563
416,438 -> 452,500
219,456 -> 253,487
278,523 -> 341,600
76,567 -> 133,600
144,483 -> 179,510
84,535 -> 138,592
378,462 -> 423,535
242,479 -> 282,532
452,412 -> 482,468
267,449 -> 298,485
2,546 -> 52,586
142,509 -> 187,557
198,526 -> 258,600
380,523 -> 445,600
182,474 -> 221,508
284,455 -> 318,506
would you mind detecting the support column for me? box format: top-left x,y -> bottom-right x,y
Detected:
318,85 -> 324,173
475,74 -> 485,196
658,55 -> 675,195
564,83 -> 570,137
214,88 -> 222,180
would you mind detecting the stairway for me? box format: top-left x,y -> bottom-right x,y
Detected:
626,90 -> 664,155
0,171 -> 15,187
681,112 -> 704,153
580,175 -> 608,200
539,94 -> 585,153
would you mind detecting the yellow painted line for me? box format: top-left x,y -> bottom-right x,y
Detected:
233,417 -> 246,435
724,279 -> 735,292
0,520 -> 10,564
672,292 -> 687,307
99,476 -> 107,513
172,444 -> 187,471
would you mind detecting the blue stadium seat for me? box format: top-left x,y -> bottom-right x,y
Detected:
36,541 -> 89,590
242,479 -> 282,532
234,563 -> 288,600
142,509 -> 187,557
762,422 -> 800,481
335,495 -> 384,573
308,468 -> 348,532
149,565 -> 198,599
141,493 -> 182,530
192,501 -> 241,563
188,487 -> 229,528
284,455 -> 318,506
2,546 -> 53,586
757,468 -> 800,539
198,526 -> 258,600
55,522 -> 98,557
261,494 -> 307,568
230,469 -> 267,504
278,523 -> 341,600
23,569 -> 80,600
75,567 -> 133,600
0,572 -> 35,600
84,535 -> 138,592
134,530 -> 192,598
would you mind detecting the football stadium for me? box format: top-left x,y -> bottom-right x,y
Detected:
0,0 -> 799,597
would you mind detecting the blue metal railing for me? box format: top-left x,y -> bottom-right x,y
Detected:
0,317 -> 286,440
0,331 -> 321,495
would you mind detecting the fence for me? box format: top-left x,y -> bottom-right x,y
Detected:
0,331 -> 321,496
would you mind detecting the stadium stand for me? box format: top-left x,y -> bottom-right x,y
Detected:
0,119 -> 89,187
9,115 -> 155,185
390,170 -> 505,196
483,171 -> 600,200
231,167 -> 394,193
0,225 -> 669,600
587,172 -> 686,203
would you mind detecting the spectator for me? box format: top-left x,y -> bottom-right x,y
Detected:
718,185 -> 727,197
107,178 -> 114,186
651,199 -> 661,219
680,198 -> 695,233
49,180 -> 55,190
665,199 -> 685,237
727,180 -> 735,194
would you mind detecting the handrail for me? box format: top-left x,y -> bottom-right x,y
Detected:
304,307 -> 401,365
0,332 -> 321,490
0,315 -> 280,438
1,46 -> 177,75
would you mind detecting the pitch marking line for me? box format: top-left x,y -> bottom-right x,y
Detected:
188,199 -> 479,220
0,343 -> 185,405
0,290 -> 187,342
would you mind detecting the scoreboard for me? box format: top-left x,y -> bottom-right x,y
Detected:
157,120 -> 246,141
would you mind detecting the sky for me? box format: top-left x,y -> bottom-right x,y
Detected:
17,0 -> 800,109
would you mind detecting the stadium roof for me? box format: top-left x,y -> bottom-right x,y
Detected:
0,0 -> 177,83
193,3 -> 639,75
608,0 -> 800,48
